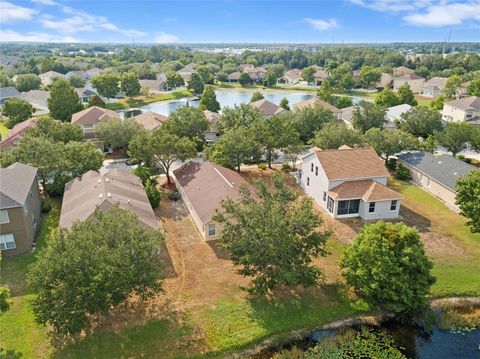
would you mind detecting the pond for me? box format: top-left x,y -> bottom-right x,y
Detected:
119,89 -> 364,118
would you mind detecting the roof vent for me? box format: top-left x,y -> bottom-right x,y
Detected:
107,192 -> 112,198
105,178 -> 110,182
127,199 -> 132,205
97,179 -> 101,183
438,161 -> 442,164
99,193 -> 103,199
454,172 -> 458,175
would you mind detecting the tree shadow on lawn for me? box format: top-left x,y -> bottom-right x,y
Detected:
206,240 -> 230,260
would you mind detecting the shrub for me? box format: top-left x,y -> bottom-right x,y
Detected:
45,175 -> 70,197
41,198 -> 52,213
386,158 -> 397,171
281,163 -> 292,172
168,190 -> 180,201
456,155 -> 472,164
395,164 -> 410,180
145,180 -> 161,209
132,165 -> 151,185
257,163 -> 267,170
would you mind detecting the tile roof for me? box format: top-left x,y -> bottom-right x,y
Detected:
328,179 -> 402,201
173,161 -> 253,224
0,117 -> 38,148
59,169 -> 159,230
0,163 -> 38,209
397,151 -> 477,191
250,99 -> 285,116
71,106 -> 119,125
293,98 -> 341,113
132,111 -> 167,131
313,147 -> 389,180
444,96 -> 480,111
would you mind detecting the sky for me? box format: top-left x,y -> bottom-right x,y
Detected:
0,0 -> 479,43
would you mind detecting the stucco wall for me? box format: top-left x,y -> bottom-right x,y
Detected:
442,104 -> 466,122
393,79 -> 425,93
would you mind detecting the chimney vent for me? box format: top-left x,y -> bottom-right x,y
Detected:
107,192 -> 112,198
99,193 -> 103,199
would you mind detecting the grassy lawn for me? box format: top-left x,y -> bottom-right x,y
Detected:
107,90 -> 192,110
389,178 -> 480,297
0,121 -> 9,138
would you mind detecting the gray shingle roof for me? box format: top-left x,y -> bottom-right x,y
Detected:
0,87 -> 20,99
397,151 -> 477,191
0,163 -> 38,209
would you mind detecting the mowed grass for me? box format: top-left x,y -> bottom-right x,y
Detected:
389,178 -> 480,297
107,90 -> 193,110
0,121 -> 9,138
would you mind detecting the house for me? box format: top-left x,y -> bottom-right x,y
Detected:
203,110 -> 221,142
177,63 -> 196,81
0,87 -> 20,105
250,99 -> 285,118
385,104 -> 412,130
132,111 -> 168,131
0,163 -> 41,256
19,90 -> 50,115
71,106 -> 119,138
227,72 -> 241,82
397,152 -> 477,211
239,64 -> 254,72
313,69 -> 329,85
173,161 -> 253,240
59,169 -> 159,230
0,117 -> 39,149
76,87 -> 97,104
442,96 -> 480,123
64,70 -> 84,79
280,69 -> 302,84
0,55 -> 20,70
246,66 -> 267,83
39,71 -> 65,86
376,73 -> 393,88
293,98 -> 342,119
299,147 -> 402,220
156,73 -> 167,82
340,106 -> 356,129
422,77 -> 448,98
83,67 -> 102,79
139,79 -> 167,92
393,74 -> 425,93
393,66 -> 415,77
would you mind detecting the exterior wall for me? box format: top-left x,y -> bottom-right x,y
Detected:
174,177 -> 207,239
204,131 -> 220,143
399,161 -> 459,211
203,219 -> 224,242
359,199 -> 400,220
393,79 -> 425,93
422,87 -> 442,98
1,179 -> 41,256
442,104 -> 479,123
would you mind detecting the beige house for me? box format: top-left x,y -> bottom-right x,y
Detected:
422,77 -> 448,98
299,147 -> 402,220
59,169 -> 158,230
442,96 -> 480,123
173,161 -> 253,241
313,69 -> 329,85
139,79 -> 167,92
293,98 -> 342,119
280,68 -> 302,84
0,163 -> 41,257
203,110 -> 221,143
132,111 -> 167,131
393,66 -> 414,77
250,99 -> 286,118
177,63 -> 196,82
0,117 -> 39,149
39,71 -> 65,86
393,74 -> 425,93
71,106 -> 119,139
376,73 -> 393,88
397,152 -> 477,212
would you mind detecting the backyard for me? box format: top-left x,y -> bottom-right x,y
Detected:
0,169 -> 479,358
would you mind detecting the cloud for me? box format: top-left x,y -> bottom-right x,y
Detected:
348,0 -> 432,13
31,0 -> 58,5
305,18 -> 338,30
404,1 -> 480,26
163,17 -> 177,22
154,31 -> 179,43
0,1 -> 38,23
0,29 -> 79,42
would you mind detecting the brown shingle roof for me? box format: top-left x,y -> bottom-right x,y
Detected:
71,106 -> 119,125
0,163 -> 38,209
250,99 -> 285,116
173,161 -> 253,224
59,169 -> 158,230
0,117 -> 38,148
328,179 -> 402,201
293,98 -> 341,113
395,74 -> 425,81
132,111 -> 167,131
314,147 -> 389,180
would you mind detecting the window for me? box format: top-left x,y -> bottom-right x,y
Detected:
427,177 -> 431,187
208,224 -> 216,237
311,163 -> 314,172
23,202 -> 29,216
327,197 -> 334,213
306,177 -> 310,186
390,200 -> 398,211
323,191 -> 327,202
0,234 -> 16,250
337,199 -> 360,215
315,166 -> 318,176
369,202 -> 376,213
419,173 -> 423,182
83,124 -> 95,130
0,210 -> 9,224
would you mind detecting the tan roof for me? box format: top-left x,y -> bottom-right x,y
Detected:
314,69 -> 329,79
445,96 -> 480,111
0,117 -> 38,148
250,99 -> 285,116
393,66 -> 414,75
293,98 -> 341,113
173,161 -> 253,224
424,77 -> 447,89
328,179 -> 402,201
395,74 -> 425,81
59,169 -> 158,230
313,147 -> 389,180
203,110 -> 221,122
71,106 -> 119,125
133,111 -> 167,131
0,163 -> 38,209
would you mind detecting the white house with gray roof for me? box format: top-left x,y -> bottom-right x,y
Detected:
442,96 -> 480,124
397,151 -> 477,212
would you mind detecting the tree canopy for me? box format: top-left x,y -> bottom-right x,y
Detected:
364,128 -> 418,162
250,91 -> 265,102
398,107 -> 443,138
166,71 -> 185,89
2,98 -> 34,128
187,72 -> 205,94
47,79 -> 83,122
96,117 -> 143,149
292,104 -> 335,143
312,122 -> 363,149
15,73 -> 41,92
91,73 -> 120,100
352,103 -> 386,133
437,122 -> 472,156
455,170 -> 480,233
397,84 -> 418,106
121,72 -> 141,98
199,86 -> 220,112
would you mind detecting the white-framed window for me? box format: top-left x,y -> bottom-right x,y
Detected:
0,210 -> 9,224
307,177 -> 310,186
0,234 -> 16,250
323,191 -> 327,202
315,166 -> 318,176
327,197 -> 334,213
369,202 -> 376,213
390,200 -> 398,211
427,177 -> 431,187
82,123 -> 95,130
23,202 -> 29,216
208,223 -> 216,237
419,173 -> 423,182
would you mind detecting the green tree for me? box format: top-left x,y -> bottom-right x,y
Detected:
250,91 -> 265,102
292,104 -> 335,143
279,97 -> 290,110
364,128 -> 418,162
352,103 -> 386,133
375,89 -> 400,108
341,221 -> 435,316
28,206 -> 163,336
29,117 -> 83,143
2,98 -> 34,128
121,72 -> 141,98
187,72 -> 205,94
199,86 -> 220,112
40,57 -> 54,73
166,71 -> 185,90
335,95 -> 353,109
91,73 -> 120,100
218,103 -> 262,131
397,83 -> 418,106
470,126 -> 480,153
430,95 -> 445,110
455,170 -> 480,233
196,65 -> 215,84
312,122 -> 363,149
443,75 -> 462,100
437,122 -> 472,156
95,117 -> 143,149
263,70 -> 278,87
145,179 -> 161,208
163,106 -> 209,145
205,127 -> 261,172
0,70 -> 13,87
68,75 -> 86,88
129,128 -> 197,184
317,79 -> 333,103
0,286 -> 11,313
360,66 -> 381,88
398,107 -> 443,138
239,72 -> 252,86
329,63 -> 354,90
301,67 -> 316,83
214,172 -> 330,295
467,77 -> 480,96
15,73 -> 41,92
47,79 -> 83,122
63,141 -> 104,178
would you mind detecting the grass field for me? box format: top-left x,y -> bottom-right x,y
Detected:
107,90 -> 193,110
0,121 -> 9,138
